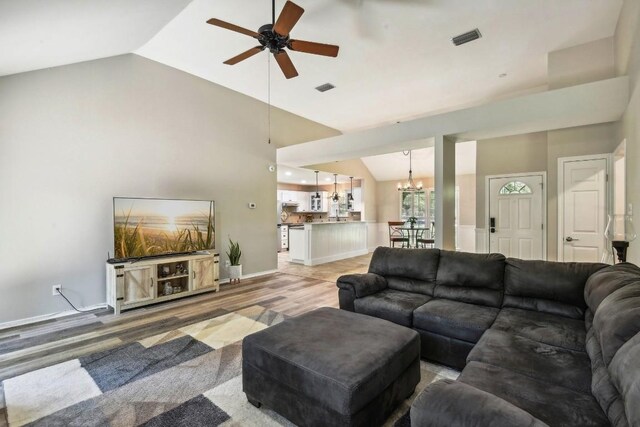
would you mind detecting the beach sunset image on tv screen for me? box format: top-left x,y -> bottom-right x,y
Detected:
113,198 -> 215,259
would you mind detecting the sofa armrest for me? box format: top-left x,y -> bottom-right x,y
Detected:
411,379 -> 549,427
336,273 -> 387,298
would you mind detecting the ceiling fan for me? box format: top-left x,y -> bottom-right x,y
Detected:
206,0 -> 339,79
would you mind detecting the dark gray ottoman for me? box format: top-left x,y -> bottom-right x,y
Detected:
242,307 -> 420,427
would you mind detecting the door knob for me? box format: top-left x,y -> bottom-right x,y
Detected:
565,236 -> 580,242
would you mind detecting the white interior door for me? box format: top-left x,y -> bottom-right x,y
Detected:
489,175 -> 544,259
560,158 -> 608,262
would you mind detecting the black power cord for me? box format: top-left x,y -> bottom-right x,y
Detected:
57,289 -> 95,313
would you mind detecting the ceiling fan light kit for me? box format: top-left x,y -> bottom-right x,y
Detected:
207,1 -> 340,79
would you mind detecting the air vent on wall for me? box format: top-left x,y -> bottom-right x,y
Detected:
315,83 -> 335,92
452,28 -> 482,46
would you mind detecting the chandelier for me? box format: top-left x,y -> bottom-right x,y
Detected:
331,174 -> 340,202
397,150 -> 423,192
312,171 -> 321,200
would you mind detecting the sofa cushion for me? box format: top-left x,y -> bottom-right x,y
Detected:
593,281 -> 640,365
491,307 -> 586,352
608,331 -> 640,427
459,361 -> 609,427
413,299 -> 499,343
584,263 -> 640,312
585,312 -> 629,427
467,329 -> 593,393
353,289 -> 431,327
504,258 -> 607,319
434,251 -> 505,307
368,247 -> 439,296
411,379 -> 549,427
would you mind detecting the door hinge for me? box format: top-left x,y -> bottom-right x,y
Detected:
541,224 -> 544,230
606,174 -> 609,182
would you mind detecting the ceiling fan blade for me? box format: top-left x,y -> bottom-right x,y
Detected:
223,47 -> 264,65
289,39 -> 339,57
206,18 -> 261,39
273,1 -> 305,36
274,51 -> 299,79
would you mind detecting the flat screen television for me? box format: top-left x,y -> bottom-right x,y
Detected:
113,197 -> 215,261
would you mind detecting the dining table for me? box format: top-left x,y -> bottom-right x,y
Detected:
398,226 -> 432,249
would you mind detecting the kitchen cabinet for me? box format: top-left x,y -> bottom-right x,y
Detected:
351,187 -> 363,212
310,191 -> 328,212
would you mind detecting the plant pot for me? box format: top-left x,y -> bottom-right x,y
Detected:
229,265 -> 242,282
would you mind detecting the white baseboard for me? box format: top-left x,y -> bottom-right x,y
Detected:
0,269 -> 281,331
305,249 -> 369,266
0,303 -> 109,331
219,269 -> 279,284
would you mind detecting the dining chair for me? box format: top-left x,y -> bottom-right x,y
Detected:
416,227 -> 435,248
388,221 -> 409,248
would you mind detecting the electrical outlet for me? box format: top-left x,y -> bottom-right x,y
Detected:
52,285 -> 61,296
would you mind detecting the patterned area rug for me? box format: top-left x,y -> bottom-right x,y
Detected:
0,306 -> 458,427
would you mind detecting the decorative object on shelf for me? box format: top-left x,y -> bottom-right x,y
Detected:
173,285 -> 183,293
408,216 -> 418,229
331,174 -> 340,202
227,238 -> 243,284
397,150 -> 423,192
161,266 -> 171,277
163,282 -> 173,296
206,0 -> 339,79
175,263 -> 185,274
604,214 -> 637,263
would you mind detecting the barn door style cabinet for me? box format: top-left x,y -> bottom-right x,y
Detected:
106,252 -> 219,314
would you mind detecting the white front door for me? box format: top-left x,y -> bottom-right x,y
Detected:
560,158 -> 608,262
489,175 -> 544,259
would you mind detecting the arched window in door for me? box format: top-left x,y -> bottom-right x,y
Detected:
499,181 -> 532,195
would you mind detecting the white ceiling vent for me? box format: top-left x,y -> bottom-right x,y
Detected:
452,29 -> 482,46
315,83 -> 336,93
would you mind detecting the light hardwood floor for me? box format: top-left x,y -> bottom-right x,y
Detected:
0,253 -> 372,381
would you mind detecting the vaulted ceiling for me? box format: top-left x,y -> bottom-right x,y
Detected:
1,0 -> 624,134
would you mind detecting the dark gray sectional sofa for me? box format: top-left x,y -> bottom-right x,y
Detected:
336,247 -> 640,427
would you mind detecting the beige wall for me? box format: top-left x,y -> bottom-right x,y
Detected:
0,54 -> 340,323
548,37 -> 616,89
457,174 -> 476,226
307,159 -> 378,221
476,132 -> 548,227
476,124 -> 618,260
615,0 -> 640,265
546,123 -> 619,260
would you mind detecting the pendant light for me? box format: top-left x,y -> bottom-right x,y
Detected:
332,174 -> 340,202
312,171 -> 320,199
397,150 -> 423,192
348,177 -> 354,201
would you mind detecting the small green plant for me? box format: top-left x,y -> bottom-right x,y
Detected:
226,238 -> 242,266
408,216 -> 418,227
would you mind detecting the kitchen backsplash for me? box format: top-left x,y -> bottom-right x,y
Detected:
282,210 -> 362,224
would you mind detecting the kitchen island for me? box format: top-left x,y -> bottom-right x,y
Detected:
288,222 -> 368,266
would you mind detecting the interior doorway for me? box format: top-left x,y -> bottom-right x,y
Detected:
558,155 -> 609,262
487,173 -> 546,260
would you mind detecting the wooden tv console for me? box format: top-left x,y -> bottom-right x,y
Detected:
106,252 -> 219,315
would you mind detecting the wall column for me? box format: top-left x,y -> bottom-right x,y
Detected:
435,135 -> 456,249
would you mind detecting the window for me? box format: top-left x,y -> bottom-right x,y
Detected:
499,181 -> 532,195
400,191 -> 426,224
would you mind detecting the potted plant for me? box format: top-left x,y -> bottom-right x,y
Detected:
226,238 -> 242,283
408,216 -> 418,229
